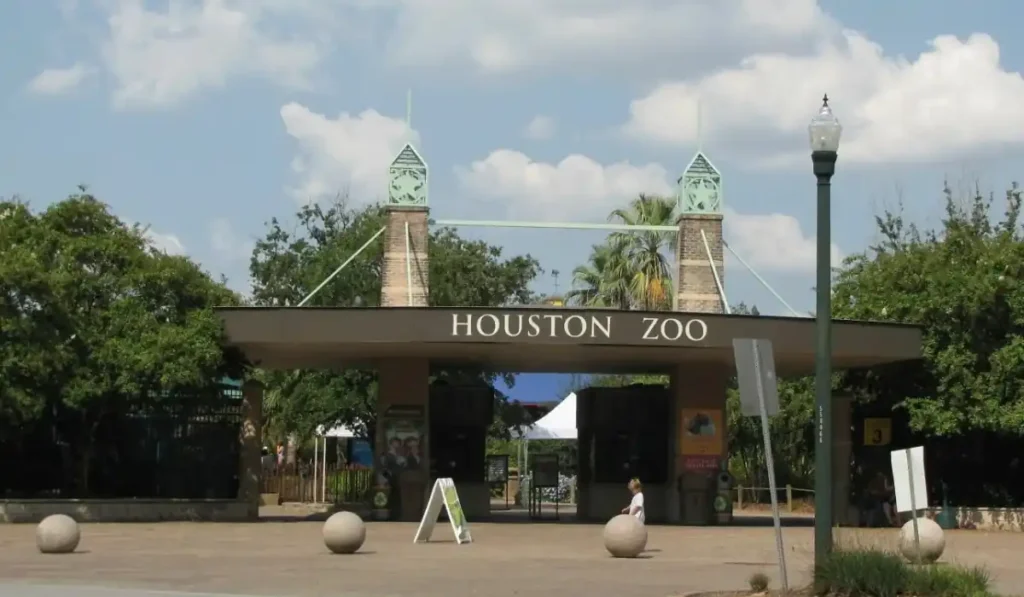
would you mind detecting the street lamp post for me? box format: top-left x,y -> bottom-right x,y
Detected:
809,95 -> 842,566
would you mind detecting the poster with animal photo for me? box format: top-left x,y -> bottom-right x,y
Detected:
379,406 -> 425,476
680,408 -> 723,456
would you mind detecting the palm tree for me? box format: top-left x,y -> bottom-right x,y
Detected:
566,239 -> 632,309
607,194 -> 677,310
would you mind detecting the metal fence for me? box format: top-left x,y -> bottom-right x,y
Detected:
0,386 -> 243,499
261,466 -> 374,505
734,484 -> 815,512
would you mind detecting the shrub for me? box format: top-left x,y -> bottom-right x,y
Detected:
747,572 -> 770,593
814,549 -> 909,597
814,548 -> 993,597
906,564 -> 990,597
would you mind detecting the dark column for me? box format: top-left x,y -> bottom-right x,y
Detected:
670,363 -> 729,525
239,379 -> 264,520
832,395 -> 853,525
377,359 -> 430,521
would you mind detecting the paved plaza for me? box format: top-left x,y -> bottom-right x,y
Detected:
1,520 -> 1022,597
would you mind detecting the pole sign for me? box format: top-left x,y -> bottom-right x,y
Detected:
732,337 -> 788,591
733,338 -> 780,417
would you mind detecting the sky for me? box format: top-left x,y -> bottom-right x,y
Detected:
4,0 -> 1024,404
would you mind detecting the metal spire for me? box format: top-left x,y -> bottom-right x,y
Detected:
406,89 -> 412,129
696,97 -> 703,153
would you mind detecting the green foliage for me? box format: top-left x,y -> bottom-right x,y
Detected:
567,194 -> 677,310
486,438 -> 520,468
813,548 -> 991,597
906,564 -> 991,597
834,182 -> 1024,436
325,468 -> 374,503
248,196 -> 541,440
722,302 -> 815,489
813,549 -> 910,597
586,373 -> 669,388
727,377 -> 815,489
747,571 -> 770,593
0,190 -> 243,492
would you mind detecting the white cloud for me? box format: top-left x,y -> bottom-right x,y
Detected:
280,102 -> 417,203
623,32 -> 1024,165
206,218 -> 255,295
143,228 -> 187,255
101,0 -> 321,109
86,0 -> 836,85
26,63 -> 94,95
209,218 -> 253,262
456,149 -> 840,273
379,0 -> 834,77
523,115 -> 556,140
723,208 -> 842,273
456,149 -> 672,221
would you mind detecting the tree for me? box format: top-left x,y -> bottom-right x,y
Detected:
833,181 -> 1024,436
248,198 -> 541,443
567,194 -> 677,310
719,302 -> 815,490
566,240 -> 631,309
607,194 -> 677,310
0,190 -> 244,494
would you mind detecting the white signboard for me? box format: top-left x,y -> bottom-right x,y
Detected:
413,478 -> 472,545
890,446 -> 928,513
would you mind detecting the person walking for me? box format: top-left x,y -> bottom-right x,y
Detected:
620,478 -> 645,523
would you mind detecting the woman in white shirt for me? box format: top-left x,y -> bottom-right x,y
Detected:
620,478 -> 645,523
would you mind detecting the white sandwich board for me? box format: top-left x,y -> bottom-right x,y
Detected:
890,446 -> 928,562
413,477 -> 472,544
890,446 -> 928,514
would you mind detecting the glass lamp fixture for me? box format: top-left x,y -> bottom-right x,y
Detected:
808,95 -> 842,153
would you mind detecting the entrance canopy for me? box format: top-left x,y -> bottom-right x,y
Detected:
517,393 -> 578,440
216,306 -> 922,375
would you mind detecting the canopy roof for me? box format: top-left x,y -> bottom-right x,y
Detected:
520,392 -> 577,440
216,306 -> 923,375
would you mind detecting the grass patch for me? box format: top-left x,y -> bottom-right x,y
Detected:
813,548 -> 993,597
747,572 -> 770,593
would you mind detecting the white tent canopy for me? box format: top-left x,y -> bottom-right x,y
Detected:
517,392 -> 577,440
316,423 -> 359,438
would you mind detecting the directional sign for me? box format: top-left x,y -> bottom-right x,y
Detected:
732,338 -> 779,417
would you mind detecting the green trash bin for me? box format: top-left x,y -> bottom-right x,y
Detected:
936,483 -> 956,530
714,471 -> 734,525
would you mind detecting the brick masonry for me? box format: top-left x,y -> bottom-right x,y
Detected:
671,213 -> 727,524
676,213 -> 724,314
381,206 -> 430,307
379,208 -> 431,521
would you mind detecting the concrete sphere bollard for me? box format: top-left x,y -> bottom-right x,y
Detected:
899,517 -> 945,563
322,511 -> 366,554
603,514 -> 647,558
36,514 -> 81,554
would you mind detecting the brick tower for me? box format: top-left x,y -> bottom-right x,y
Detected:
675,151 -> 724,313
380,143 -> 430,307
671,149 -> 728,526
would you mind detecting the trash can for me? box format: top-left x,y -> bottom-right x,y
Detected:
936,482 -> 956,530
714,470 -> 734,525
